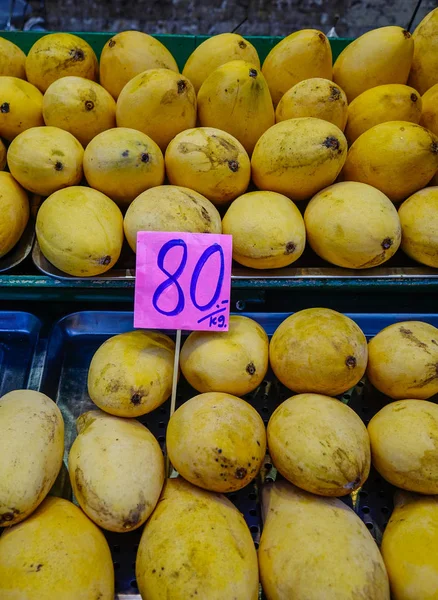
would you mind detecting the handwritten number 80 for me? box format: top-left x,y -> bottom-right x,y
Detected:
152,240 -> 225,317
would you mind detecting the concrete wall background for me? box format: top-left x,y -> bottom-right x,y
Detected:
44,0 -> 437,38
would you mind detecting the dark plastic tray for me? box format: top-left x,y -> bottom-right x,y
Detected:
39,310 -> 438,600
0,220 -> 35,274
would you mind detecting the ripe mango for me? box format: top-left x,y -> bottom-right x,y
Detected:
222,190 -> 306,268
0,172 -> 29,258
420,83 -> 438,136
399,186 -> 438,267
165,127 -> 250,205
408,7 -> 438,95
368,399 -> 438,494
270,308 -> 367,396
69,410 -> 164,532
268,393 -> 370,496
0,77 -> 44,141
346,84 -> 422,144
183,33 -> 260,93
333,26 -> 414,102
304,181 -> 401,269
100,30 -> 178,99
180,315 -> 269,395
367,320 -> 438,399
197,60 -> 274,154
0,390 -> 64,527
252,117 -> 347,201
0,36 -> 26,78
259,481 -> 390,600
136,477 -> 259,599
342,121 -> 438,202
262,30 -> 332,106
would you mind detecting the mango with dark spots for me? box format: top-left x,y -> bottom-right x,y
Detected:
0,36 -> 26,79
0,76 -> 44,141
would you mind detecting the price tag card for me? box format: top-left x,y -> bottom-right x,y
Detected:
134,232 -> 232,331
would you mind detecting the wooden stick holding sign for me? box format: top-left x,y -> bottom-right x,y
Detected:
133,231 -> 233,476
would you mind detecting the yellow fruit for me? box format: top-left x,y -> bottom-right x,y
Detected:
270,308 -> 368,396
69,410 -> 165,532
88,330 -> 175,417
42,76 -> 116,147
124,185 -> 221,252
276,78 -> 347,130
268,393 -> 370,496
0,496 -> 114,599
420,83 -> 438,136
100,30 -> 178,99
346,84 -> 422,144
36,186 -> 123,277
333,27 -> 414,102
222,190 -> 306,268
180,315 -> 269,395
116,68 -> 196,151
409,7 -> 438,95
259,481 -> 390,600
183,33 -> 260,94
0,172 -> 29,258
197,60 -> 274,154
367,320 -> 438,399
0,77 -> 44,141
399,186 -> 438,267
262,30 -> 332,106
0,138 -> 6,171
381,491 -> 438,600
0,37 -> 26,78
304,181 -> 401,269
165,127 -> 250,205
252,117 -> 347,201
368,399 -> 438,494
342,121 -> 438,203
167,392 -> 266,493
25,33 -> 98,93
136,477 -> 259,600
7,126 -> 84,196
0,390 -> 64,527
83,127 -> 164,208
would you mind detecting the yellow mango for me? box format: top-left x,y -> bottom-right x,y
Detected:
346,84 -> 422,144
342,121 -> 438,203
183,33 -> 260,93
304,181 -> 401,269
69,410 -> 164,532
0,37 -> 26,78
180,315 -> 269,395
165,127 -> 251,205
399,186 -> 438,267
368,399 -> 438,494
382,491 -> 438,600
270,308 -> 367,396
0,390 -> 64,527
259,481 -> 390,600
88,330 -> 175,417
136,477 -> 259,599
100,30 -> 178,99
0,77 -> 44,141
276,77 -> 347,130
420,83 -> 438,136
197,60 -> 274,154
43,76 -> 116,147
367,320 -> 438,399
25,33 -> 98,93
116,68 -> 196,151
7,126 -> 84,196
408,7 -> 438,95
333,26 -> 414,102
0,496 -> 114,599
124,185 -> 221,252
252,117 -> 347,201
36,186 -> 123,277
262,30 -> 332,106
0,172 -> 29,258
222,190 -> 306,268
268,393 -> 370,496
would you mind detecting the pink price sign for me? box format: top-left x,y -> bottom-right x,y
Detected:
134,231 -> 232,331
